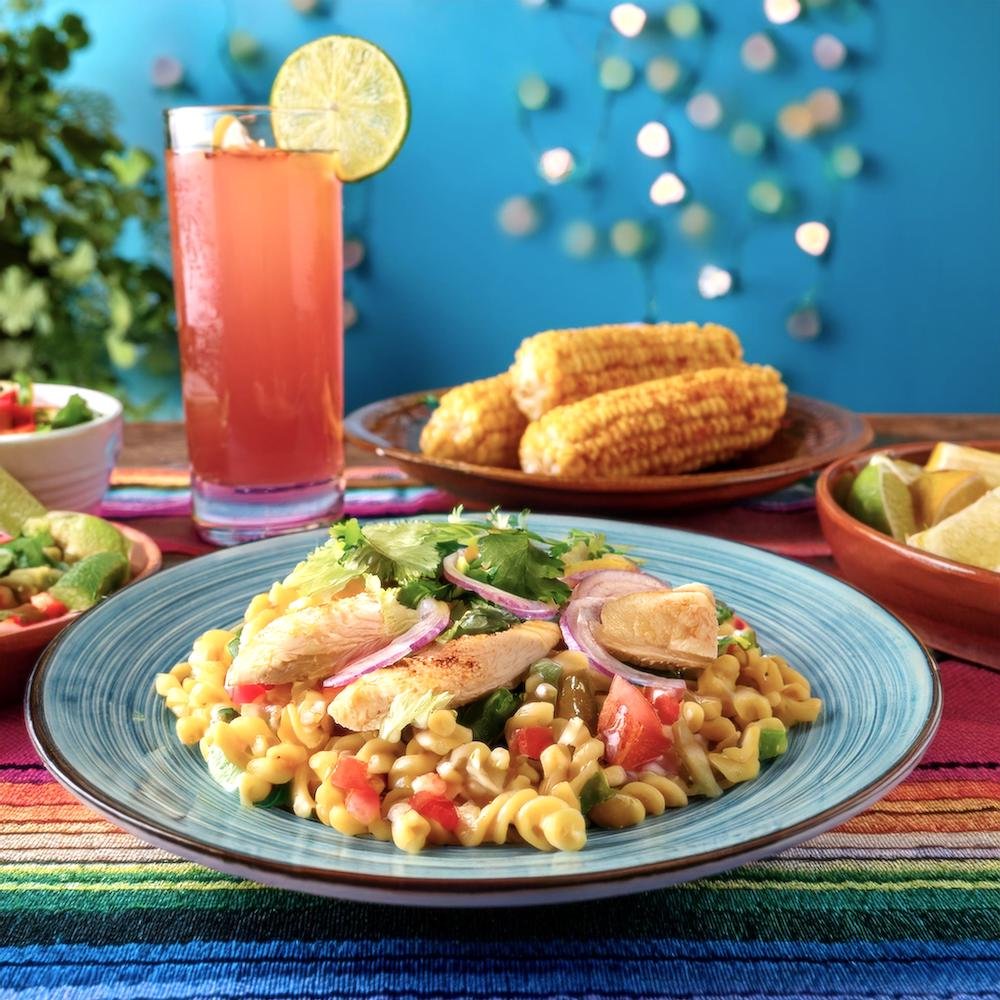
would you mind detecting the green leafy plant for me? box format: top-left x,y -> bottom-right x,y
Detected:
0,4 -> 176,398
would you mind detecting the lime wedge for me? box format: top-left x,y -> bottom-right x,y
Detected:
924,442 -> 1000,489
24,511 -> 130,567
0,467 -> 46,536
212,113 -> 253,149
270,35 -> 410,181
845,461 -> 917,541
908,488 -> 1000,572
870,452 -> 924,486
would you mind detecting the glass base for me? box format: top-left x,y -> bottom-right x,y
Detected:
192,475 -> 344,547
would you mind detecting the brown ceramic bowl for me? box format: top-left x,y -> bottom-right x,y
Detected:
346,388 -> 873,513
0,524 -> 162,702
817,441 -> 1000,668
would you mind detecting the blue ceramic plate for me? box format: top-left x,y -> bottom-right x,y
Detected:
27,515 -> 940,907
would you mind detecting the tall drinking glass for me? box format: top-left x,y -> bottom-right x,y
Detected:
164,106 -> 344,546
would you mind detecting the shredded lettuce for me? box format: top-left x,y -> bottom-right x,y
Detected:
379,690 -> 454,743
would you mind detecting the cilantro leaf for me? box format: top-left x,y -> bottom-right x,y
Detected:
471,530 -> 571,604
340,520 -> 444,584
397,577 -> 462,609
438,598 -> 521,642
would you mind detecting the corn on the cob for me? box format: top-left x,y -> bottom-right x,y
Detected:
519,364 -> 787,478
419,373 -> 527,468
510,322 -> 743,420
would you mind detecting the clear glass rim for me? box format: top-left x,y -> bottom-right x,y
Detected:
164,104 -> 336,118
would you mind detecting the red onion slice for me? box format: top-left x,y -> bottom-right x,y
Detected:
567,569 -> 669,601
560,597 -> 688,693
321,598 -> 451,688
441,552 -> 559,620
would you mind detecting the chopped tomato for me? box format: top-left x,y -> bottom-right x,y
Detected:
30,593 -> 69,620
509,726 -> 554,759
409,791 -> 460,832
345,785 -> 381,825
330,756 -> 371,793
597,675 -> 670,770
228,683 -> 272,705
645,687 -> 682,725
732,616 -> 747,631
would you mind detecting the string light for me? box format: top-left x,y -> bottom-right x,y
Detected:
610,219 -> 649,257
497,196 -> 541,236
778,103 -> 813,139
830,144 -> 863,179
538,147 -> 575,183
227,30 -> 262,63
636,121 -> 672,158
787,304 -> 822,340
698,265 -> 734,299
807,88 -> 843,129
343,238 -> 366,271
150,55 -> 184,89
764,0 -> 801,25
650,171 -> 687,205
289,0 -> 319,12
795,221 -> 831,257
748,179 -> 786,214
741,33 -> 777,72
343,298 -> 359,330
679,202 -> 712,238
599,55 -> 635,92
813,33 -> 847,70
645,55 -> 683,94
665,3 -> 702,38
687,91 -> 723,130
730,121 -> 766,156
610,3 -> 647,38
562,220 -> 600,258
517,74 -> 551,110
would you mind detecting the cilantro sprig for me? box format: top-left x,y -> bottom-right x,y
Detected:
466,529 -> 571,605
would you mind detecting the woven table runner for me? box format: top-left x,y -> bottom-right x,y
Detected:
1,469 -> 996,998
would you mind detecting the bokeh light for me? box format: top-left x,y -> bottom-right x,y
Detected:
679,202 -> 712,238
698,265 -> 733,299
666,2 -> 702,37
636,121 -> 672,157
748,179 -> 786,214
343,298 -> 359,330
289,0 -> 319,12
795,221 -> 831,256
645,55 -> 683,93
610,219 -> 649,257
497,195 -> 541,236
807,88 -> 843,129
538,147 -> 575,183
649,171 -> 687,205
600,55 -> 636,91
813,33 -> 847,70
730,121 -> 766,156
741,32 -> 777,72
764,0 -> 801,25
518,74 -> 551,110
151,55 -> 184,89
778,103 -> 813,139
343,238 -> 366,271
227,30 -> 261,63
787,305 -> 822,340
562,220 -> 600,258
687,91 -> 723,129
830,143 -> 863,179
610,3 -> 647,37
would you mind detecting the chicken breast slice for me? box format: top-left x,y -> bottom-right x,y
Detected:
226,593 -> 421,687
594,587 -> 717,669
330,620 -> 560,732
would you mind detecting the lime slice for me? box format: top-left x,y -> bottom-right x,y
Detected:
912,469 -> 988,528
908,488 -> 1000,572
270,35 -> 410,181
212,113 -> 253,149
845,461 -> 917,541
0,467 -> 46,537
925,442 -> 1000,489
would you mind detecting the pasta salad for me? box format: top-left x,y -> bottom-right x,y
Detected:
155,511 -> 822,853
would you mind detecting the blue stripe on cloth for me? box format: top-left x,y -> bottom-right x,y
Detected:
1,939 -> 998,998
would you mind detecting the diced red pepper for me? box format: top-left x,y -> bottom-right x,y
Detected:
345,785 -> 381,825
597,675 -> 670,770
30,593 -> 69,620
508,726 -> 554,760
228,683 -> 272,705
732,616 -> 747,631
645,687 -> 682,725
409,791 -> 460,832
330,756 -> 371,793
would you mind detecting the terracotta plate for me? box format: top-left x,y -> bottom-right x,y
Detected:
817,440 -> 1000,669
345,389 -> 873,512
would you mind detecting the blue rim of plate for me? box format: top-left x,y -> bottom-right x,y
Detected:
26,515 -> 941,906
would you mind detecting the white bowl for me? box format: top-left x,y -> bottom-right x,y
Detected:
0,383 -> 123,513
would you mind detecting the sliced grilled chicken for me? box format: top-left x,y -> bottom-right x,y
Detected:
594,586 -> 717,669
330,620 -> 560,732
226,593 -> 419,687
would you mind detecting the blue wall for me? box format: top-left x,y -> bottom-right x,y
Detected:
50,0 -> 1000,413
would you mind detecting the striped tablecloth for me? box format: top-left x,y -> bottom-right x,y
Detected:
2,471 -> 997,999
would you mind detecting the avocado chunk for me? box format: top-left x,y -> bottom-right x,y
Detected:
23,512 -> 130,573
0,566 -> 64,603
48,552 -> 129,611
